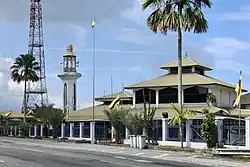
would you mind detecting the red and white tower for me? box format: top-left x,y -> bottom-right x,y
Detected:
24,0 -> 48,111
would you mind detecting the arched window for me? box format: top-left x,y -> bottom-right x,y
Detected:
64,83 -> 67,108
73,83 -> 76,110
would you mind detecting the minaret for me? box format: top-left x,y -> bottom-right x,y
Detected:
58,44 -> 82,113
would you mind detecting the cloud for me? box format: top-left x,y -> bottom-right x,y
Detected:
204,37 -> 250,58
0,0 -> 133,24
116,28 -> 153,45
48,47 -> 166,55
0,57 -> 23,111
121,0 -> 149,25
202,37 -> 250,75
68,24 -> 87,46
219,5 -> 250,21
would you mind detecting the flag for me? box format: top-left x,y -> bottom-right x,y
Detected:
5,112 -> 11,118
92,18 -> 96,28
109,95 -> 120,110
233,71 -> 242,107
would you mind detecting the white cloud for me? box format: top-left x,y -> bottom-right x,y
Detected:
0,0 -> 133,24
68,24 -> 87,46
0,57 -> 23,111
121,0 -> 149,25
204,37 -> 250,58
219,5 -> 250,21
116,28 -> 153,45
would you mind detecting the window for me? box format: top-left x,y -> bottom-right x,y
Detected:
184,86 -> 208,103
64,83 -> 67,108
159,88 -> 178,103
135,89 -> 156,104
195,67 -> 204,75
169,67 -> 192,74
73,83 -> 76,110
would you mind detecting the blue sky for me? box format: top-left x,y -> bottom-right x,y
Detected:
0,0 -> 250,111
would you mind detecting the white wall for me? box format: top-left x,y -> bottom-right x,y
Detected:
210,85 -> 236,108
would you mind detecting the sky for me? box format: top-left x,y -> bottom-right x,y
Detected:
0,0 -> 250,111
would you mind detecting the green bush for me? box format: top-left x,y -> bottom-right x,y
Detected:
157,145 -> 196,152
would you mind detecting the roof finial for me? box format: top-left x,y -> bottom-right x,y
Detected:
185,52 -> 188,58
67,44 -> 73,52
122,84 -> 124,92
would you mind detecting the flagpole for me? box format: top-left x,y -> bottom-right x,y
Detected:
238,101 -> 241,144
92,21 -> 95,123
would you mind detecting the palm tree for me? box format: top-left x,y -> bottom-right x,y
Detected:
104,109 -> 129,143
142,0 -> 212,126
10,54 -> 40,122
169,103 -> 196,148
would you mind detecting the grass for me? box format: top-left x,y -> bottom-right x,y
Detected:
157,145 -> 196,152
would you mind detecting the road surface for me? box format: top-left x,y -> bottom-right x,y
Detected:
0,137 -> 245,167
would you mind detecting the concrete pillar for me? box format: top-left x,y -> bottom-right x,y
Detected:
70,123 -> 74,138
90,122 -> 96,144
79,122 -> 84,138
156,90 -> 159,108
61,123 -> 65,138
40,124 -> 44,137
245,117 -> 250,148
215,118 -> 223,143
10,126 -> 13,136
14,126 -> 17,136
34,125 -> 37,136
133,90 -> 136,107
125,128 -> 129,139
185,119 -> 193,147
29,127 -> 31,137
162,118 -> 169,142
111,126 -> 115,142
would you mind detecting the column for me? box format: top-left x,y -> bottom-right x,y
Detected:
40,124 -> 44,137
70,123 -> 74,138
215,118 -> 223,143
185,119 -> 192,147
14,126 -> 17,136
29,127 -> 31,137
156,90 -> 159,108
246,117 -> 250,148
90,122 -> 96,144
34,125 -> 37,137
10,126 -> 13,136
79,122 -> 84,138
61,123 -> 65,138
162,118 -> 169,142
125,128 -> 129,139
111,126 -> 115,142
133,90 -> 136,107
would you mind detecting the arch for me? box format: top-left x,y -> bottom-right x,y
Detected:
73,83 -> 76,110
64,83 -> 67,108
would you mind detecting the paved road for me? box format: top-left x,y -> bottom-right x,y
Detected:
0,137 -> 248,167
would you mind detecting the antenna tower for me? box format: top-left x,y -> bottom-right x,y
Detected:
24,0 -> 48,111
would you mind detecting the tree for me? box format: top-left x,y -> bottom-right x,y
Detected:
201,108 -> 217,148
142,0 -> 212,125
104,108 -> 129,143
0,115 -> 8,136
169,103 -> 196,148
142,99 -> 156,143
10,54 -> 40,122
206,93 -> 216,106
123,111 -> 144,136
32,104 -> 66,138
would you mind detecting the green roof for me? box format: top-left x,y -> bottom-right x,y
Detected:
69,104 -> 238,121
95,91 -> 133,102
124,73 -> 247,92
160,57 -> 212,71
0,111 -> 24,119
